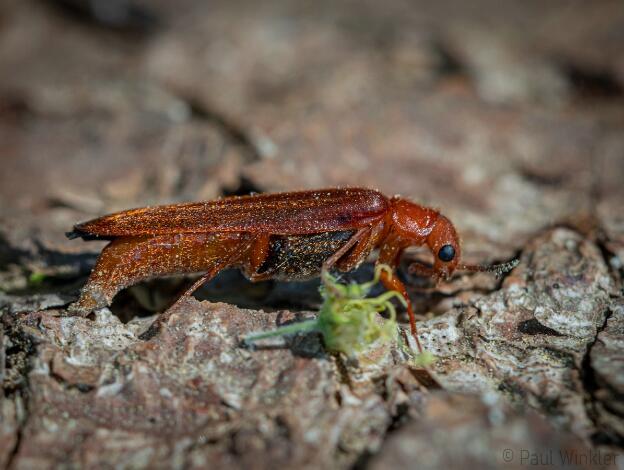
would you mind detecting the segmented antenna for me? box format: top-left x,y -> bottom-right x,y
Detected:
459,258 -> 519,276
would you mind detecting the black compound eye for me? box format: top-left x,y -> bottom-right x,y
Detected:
438,244 -> 455,262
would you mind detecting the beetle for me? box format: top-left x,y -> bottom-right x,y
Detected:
66,187 -> 517,350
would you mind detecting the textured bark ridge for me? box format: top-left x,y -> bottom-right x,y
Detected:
1,0 -> 623,468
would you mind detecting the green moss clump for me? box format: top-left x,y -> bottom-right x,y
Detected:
315,265 -> 402,355
245,265 -> 433,366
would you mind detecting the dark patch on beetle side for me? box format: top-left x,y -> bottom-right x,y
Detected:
257,238 -> 284,274
258,231 -> 355,280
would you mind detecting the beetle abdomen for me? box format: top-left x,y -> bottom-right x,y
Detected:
257,231 -> 355,280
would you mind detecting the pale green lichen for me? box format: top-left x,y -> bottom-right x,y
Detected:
244,264 -> 434,366
407,349 -> 436,367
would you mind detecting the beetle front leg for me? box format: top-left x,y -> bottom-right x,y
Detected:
378,267 -> 423,352
377,236 -> 424,352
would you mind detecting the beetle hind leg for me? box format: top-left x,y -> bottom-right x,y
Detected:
67,237 -> 145,316
138,269 -> 221,340
67,232 -> 248,317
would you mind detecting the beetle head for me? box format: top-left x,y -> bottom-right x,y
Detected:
392,198 -> 518,282
414,214 -> 519,282
424,214 -> 461,281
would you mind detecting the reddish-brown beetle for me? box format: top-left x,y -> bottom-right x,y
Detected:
67,187 -> 516,350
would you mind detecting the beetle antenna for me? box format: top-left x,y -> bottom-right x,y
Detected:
459,258 -> 519,276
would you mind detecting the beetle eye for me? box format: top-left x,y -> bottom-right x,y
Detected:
438,244 -> 455,262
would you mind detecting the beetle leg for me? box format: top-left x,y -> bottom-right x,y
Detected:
377,235 -> 424,352
138,264 -> 226,340
408,261 -> 435,277
68,232 -> 247,316
335,223 -> 387,272
246,234 -> 274,282
378,268 -> 423,352
321,227 -> 370,274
